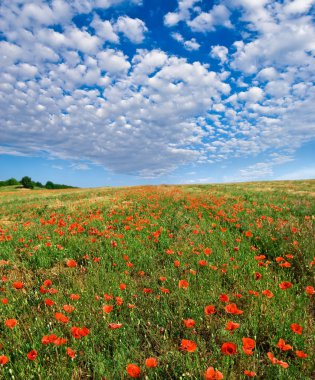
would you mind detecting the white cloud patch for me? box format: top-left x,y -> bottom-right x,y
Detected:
114,16 -> 147,44
211,45 -> 229,64
188,5 -> 232,32
171,32 -> 200,51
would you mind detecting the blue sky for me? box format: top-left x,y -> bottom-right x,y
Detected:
0,0 -> 314,187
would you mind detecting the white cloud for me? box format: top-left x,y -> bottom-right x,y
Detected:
91,15 -> 119,43
171,32 -> 200,51
211,45 -> 229,64
188,5 -> 232,32
97,49 -> 131,74
164,0 -> 200,27
115,16 -> 147,44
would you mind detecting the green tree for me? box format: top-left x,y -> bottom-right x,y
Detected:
21,176 -> 34,189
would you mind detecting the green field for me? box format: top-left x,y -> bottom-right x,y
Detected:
0,180 -> 314,379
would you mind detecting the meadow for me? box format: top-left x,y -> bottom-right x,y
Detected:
0,180 -> 314,379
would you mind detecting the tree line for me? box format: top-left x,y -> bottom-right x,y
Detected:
0,177 -> 76,189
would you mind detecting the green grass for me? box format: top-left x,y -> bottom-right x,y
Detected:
0,181 -> 314,379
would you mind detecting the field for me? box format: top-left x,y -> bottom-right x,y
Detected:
0,180 -> 314,379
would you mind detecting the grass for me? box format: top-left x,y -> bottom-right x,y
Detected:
0,180 -> 314,379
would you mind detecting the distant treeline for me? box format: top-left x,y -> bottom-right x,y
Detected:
0,177 -> 76,189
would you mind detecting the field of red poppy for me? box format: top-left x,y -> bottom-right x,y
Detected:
0,180 -> 314,379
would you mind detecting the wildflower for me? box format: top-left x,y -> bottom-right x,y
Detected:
183,319 -> 196,328
295,350 -> 308,358
66,260 -> 77,268
103,305 -> 114,313
181,339 -> 197,352
63,305 -> 75,313
0,355 -> 9,365
225,321 -> 240,332
221,342 -> 237,355
204,305 -> 216,315
305,286 -> 315,295
27,350 -> 37,361
108,323 -> 123,329
145,357 -> 158,368
204,366 -> 224,379
219,294 -> 229,302
279,281 -> 293,290
66,347 -> 76,359
13,281 -> 24,289
126,364 -> 141,378
55,312 -> 69,323
242,338 -> 255,355
290,323 -> 303,335
5,319 -> 17,328
244,370 -> 256,377
179,280 -> 189,289
277,339 -> 292,351
225,303 -> 243,315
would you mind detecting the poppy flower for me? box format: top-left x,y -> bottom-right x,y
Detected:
13,281 -> 24,289
244,370 -> 256,377
225,321 -> 240,332
290,323 -> 303,335
5,319 -> 17,328
66,347 -> 76,359
0,355 -> 9,365
126,364 -> 141,378
27,350 -> 37,361
204,305 -> 216,315
44,299 -> 54,306
108,323 -> 123,329
66,260 -> 77,268
295,350 -> 308,358
183,319 -> 196,328
41,334 -> 58,344
204,366 -> 224,380
103,305 -> 114,313
279,281 -> 293,290
119,283 -> 127,290
179,280 -> 189,289
219,294 -> 229,302
242,337 -> 255,355
225,303 -> 243,315
262,290 -> 274,298
70,326 -> 90,338
70,294 -> 80,300
181,339 -> 197,352
63,305 -> 75,313
277,339 -> 292,351
55,312 -> 69,323
305,286 -> 315,295
145,357 -> 158,368
221,342 -> 237,355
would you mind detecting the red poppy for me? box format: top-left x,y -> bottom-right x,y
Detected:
244,370 -> 256,377
242,337 -> 255,355
55,312 -> 69,323
5,319 -> 17,328
225,303 -> 243,315
219,294 -> 229,302
183,319 -> 196,328
66,260 -> 77,268
126,364 -> 141,378
261,289 -> 274,298
119,283 -> 127,290
181,339 -> 197,352
295,350 -> 308,358
44,299 -> 54,306
204,305 -> 216,315
108,323 -> 123,329
145,357 -> 158,368
66,347 -> 76,359
225,321 -> 240,332
27,350 -> 37,361
204,366 -> 224,379
63,305 -> 75,313
103,305 -> 114,313
221,342 -> 237,355
279,281 -> 293,290
70,294 -> 80,300
277,339 -> 292,351
305,286 -> 315,295
179,280 -> 189,289
13,281 -> 24,289
290,323 -> 303,334
0,355 -> 9,365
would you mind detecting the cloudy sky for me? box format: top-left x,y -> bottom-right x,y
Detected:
0,0 -> 314,187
